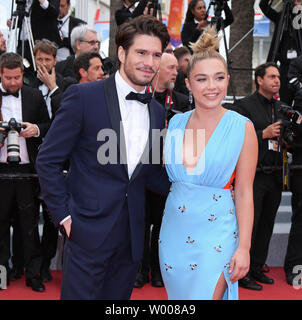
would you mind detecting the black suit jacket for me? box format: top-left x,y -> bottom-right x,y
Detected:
30,0 -> 61,46
233,91 -> 285,169
20,85 -> 51,165
26,72 -> 76,119
55,55 -> 76,79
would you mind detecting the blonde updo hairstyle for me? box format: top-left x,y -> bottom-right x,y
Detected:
186,25 -> 228,78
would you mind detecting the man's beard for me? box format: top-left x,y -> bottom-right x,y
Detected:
165,81 -> 175,91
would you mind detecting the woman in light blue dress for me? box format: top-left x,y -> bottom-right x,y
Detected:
159,27 -> 258,300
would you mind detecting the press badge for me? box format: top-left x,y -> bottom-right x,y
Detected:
287,50 -> 298,59
268,139 -> 280,152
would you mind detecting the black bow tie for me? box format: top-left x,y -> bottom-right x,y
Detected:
0,90 -> 19,98
58,20 -> 63,25
126,91 -> 152,104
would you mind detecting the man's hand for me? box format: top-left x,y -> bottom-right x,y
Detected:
19,122 -> 39,138
62,217 -> 72,238
262,121 -> 282,139
38,65 -> 57,91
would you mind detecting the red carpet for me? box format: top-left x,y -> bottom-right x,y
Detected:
0,267 -> 301,300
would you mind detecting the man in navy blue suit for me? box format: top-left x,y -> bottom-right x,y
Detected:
36,16 -> 171,300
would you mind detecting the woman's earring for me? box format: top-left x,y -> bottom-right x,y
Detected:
189,91 -> 193,106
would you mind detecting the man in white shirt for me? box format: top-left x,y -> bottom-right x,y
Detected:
36,15 -> 171,300
0,52 -> 50,292
56,0 -> 86,62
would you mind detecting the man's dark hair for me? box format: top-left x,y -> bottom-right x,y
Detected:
254,62 -> 280,90
34,39 -> 57,58
115,15 -> 170,68
174,46 -> 191,61
0,52 -> 24,73
73,51 -> 102,82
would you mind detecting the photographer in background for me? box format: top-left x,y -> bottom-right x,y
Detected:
181,0 -> 233,51
234,62 -> 285,291
0,52 -> 50,292
259,0 -> 302,105
115,0 -> 151,26
56,0 -> 87,62
8,0 -> 61,70
283,55 -> 302,285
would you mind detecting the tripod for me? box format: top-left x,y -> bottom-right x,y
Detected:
7,4 -> 36,71
207,1 -> 236,101
271,0 -> 302,63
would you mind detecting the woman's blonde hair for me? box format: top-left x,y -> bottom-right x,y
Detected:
187,25 -> 227,78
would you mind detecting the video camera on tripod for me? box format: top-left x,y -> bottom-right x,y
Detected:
0,118 -> 26,164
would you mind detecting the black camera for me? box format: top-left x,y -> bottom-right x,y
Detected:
0,118 -> 26,163
279,104 -> 302,145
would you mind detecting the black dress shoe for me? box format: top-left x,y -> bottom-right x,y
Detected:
239,274 -> 263,290
134,272 -> 149,288
26,277 -> 45,292
151,272 -> 164,287
251,270 -> 274,284
9,267 -> 24,281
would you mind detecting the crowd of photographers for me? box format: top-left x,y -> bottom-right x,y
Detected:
0,0 -> 301,294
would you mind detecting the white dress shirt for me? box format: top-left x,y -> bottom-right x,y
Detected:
60,72 -> 150,225
39,83 -> 58,119
57,13 -> 71,62
115,71 -> 150,178
0,85 -> 30,164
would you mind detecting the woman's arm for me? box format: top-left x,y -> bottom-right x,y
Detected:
229,120 -> 258,283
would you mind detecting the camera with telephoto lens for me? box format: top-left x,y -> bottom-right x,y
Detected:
278,104 -> 302,146
0,118 -> 26,164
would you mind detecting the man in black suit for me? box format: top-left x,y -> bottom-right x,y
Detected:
32,39 -> 76,119
55,25 -> 101,80
234,62 -> 285,291
0,52 -> 50,292
56,0 -> 86,62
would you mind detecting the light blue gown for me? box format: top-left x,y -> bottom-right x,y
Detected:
159,110 -> 248,300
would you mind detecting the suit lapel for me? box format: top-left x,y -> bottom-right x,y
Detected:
129,99 -> 156,183
103,74 -> 128,173
21,87 -> 29,122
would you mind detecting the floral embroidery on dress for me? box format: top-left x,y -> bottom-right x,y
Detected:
213,194 -> 222,201
190,264 -> 197,270
208,214 -> 217,222
214,245 -> 222,253
186,236 -> 194,244
165,264 -> 173,271
233,231 -> 239,239
178,205 -> 186,213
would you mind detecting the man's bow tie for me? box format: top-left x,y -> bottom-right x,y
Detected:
0,90 -> 19,98
57,20 -> 63,25
126,91 -> 152,104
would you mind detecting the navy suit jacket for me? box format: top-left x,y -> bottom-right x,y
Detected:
36,74 -> 170,261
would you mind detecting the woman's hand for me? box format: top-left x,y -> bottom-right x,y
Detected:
229,248 -> 250,283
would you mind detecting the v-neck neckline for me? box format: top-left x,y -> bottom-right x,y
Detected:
181,109 -> 229,174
